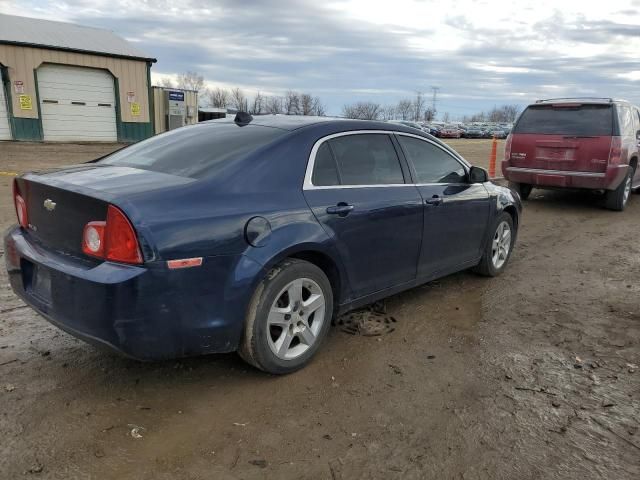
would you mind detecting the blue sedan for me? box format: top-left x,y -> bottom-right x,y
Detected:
5,114 -> 521,374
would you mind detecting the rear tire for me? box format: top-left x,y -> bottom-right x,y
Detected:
604,167 -> 634,211
508,181 -> 533,201
473,212 -> 515,277
239,259 -> 333,374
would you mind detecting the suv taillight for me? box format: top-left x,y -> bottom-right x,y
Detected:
13,179 -> 28,228
82,205 -> 142,264
608,136 -> 622,165
504,133 -> 513,162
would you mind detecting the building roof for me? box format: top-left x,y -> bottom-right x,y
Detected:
0,14 -> 156,62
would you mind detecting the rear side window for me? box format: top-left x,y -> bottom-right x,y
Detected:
618,105 -> 635,135
513,105 -> 613,136
398,136 -> 466,184
100,123 -> 286,178
311,143 -> 340,186
328,134 -> 404,185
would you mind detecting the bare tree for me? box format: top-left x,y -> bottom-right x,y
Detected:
396,99 -> 414,120
177,71 -> 205,93
467,104 -> 521,123
442,112 -> 451,123
284,90 -> 300,115
312,97 -> 325,116
381,105 -> 396,121
159,77 -> 175,88
250,91 -> 264,115
265,96 -> 283,114
342,101 -> 382,120
300,93 -> 314,116
230,87 -> 248,111
423,107 -> 436,122
501,104 -> 521,122
208,87 -> 229,108
413,91 -> 426,122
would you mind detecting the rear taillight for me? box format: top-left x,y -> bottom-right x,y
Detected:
504,133 -> 513,162
608,136 -> 622,165
82,205 -> 142,264
13,179 -> 28,228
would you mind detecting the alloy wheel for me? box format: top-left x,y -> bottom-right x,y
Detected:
267,278 -> 326,360
491,221 -> 512,270
623,175 -> 632,206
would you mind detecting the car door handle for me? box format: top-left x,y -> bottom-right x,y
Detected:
425,195 -> 443,206
326,203 -> 354,216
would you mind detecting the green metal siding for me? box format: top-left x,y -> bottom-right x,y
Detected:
11,117 -> 42,141
119,121 -> 153,142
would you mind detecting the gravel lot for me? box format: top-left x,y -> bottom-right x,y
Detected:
0,140 -> 638,479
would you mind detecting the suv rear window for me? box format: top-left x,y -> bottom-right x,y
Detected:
513,104 -> 614,136
100,123 -> 286,178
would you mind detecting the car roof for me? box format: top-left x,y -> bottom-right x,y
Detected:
531,97 -> 633,107
203,115 -> 434,134
204,115 -> 335,131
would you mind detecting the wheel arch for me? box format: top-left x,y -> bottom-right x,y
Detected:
257,244 -> 349,308
503,204 -> 519,229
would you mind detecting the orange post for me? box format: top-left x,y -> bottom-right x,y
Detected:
488,135 -> 497,178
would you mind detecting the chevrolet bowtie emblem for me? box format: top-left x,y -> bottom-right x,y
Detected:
43,199 -> 56,211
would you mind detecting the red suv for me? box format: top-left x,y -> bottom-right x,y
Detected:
502,98 -> 639,210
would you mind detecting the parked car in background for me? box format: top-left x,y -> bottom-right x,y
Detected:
6,115 -> 521,374
464,127 -> 485,138
425,124 -> 442,136
439,125 -> 462,138
503,98 -> 639,210
490,129 -> 507,139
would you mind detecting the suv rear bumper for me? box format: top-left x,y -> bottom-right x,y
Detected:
502,163 -> 628,190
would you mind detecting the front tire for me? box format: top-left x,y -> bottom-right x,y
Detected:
604,166 -> 634,211
239,259 -> 333,374
508,181 -> 533,200
473,212 -> 515,277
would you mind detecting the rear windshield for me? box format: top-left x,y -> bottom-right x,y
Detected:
100,123 -> 286,178
514,104 -> 614,136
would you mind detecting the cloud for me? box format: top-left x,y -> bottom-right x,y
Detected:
3,0 -> 640,117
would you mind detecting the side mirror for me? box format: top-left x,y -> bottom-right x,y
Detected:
636,130 -> 640,140
469,166 -> 489,183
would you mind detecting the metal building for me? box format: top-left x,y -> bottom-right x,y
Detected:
0,14 -> 157,142
152,86 -> 198,134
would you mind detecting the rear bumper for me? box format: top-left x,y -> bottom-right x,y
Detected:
502,163 -> 628,190
4,226 -> 262,360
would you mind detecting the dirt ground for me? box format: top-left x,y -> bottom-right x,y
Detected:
0,140 -> 638,479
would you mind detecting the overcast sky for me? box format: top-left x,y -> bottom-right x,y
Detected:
2,0 -> 640,118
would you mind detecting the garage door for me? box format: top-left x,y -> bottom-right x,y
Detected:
0,82 -> 10,140
38,65 -> 117,142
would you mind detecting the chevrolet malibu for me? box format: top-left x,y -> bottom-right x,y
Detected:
5,115 -> 521,374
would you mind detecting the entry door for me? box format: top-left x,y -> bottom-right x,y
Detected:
37,64 -> 117,142
303,133 -> 423,299
395,134 -> 490,277
0,81 -> 10,140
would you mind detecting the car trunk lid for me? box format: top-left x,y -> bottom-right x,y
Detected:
15,165 -> 194,259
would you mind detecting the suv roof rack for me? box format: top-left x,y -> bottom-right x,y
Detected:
535,97 -> 615,104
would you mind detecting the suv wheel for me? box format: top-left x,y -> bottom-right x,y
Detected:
604,166 -> 634,211
508,182 -> 533,201
239,259 -> 333,374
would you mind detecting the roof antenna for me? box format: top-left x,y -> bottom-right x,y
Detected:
234,111 -> 253,124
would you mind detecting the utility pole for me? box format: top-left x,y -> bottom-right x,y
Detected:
431,86 -> 440,115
